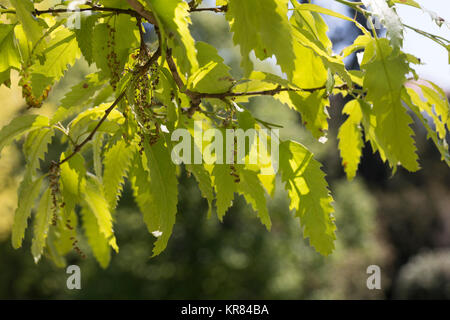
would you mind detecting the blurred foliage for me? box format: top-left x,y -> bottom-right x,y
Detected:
394,250 -> 450,299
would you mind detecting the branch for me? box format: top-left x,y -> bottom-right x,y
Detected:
125,0 -> 157,25
58,47 -> 161,166
0,6 -> 141,18
166,49 -> 189,93
190,6 -> 227,13
165,48 -> 350,117
196,84 -> 349,99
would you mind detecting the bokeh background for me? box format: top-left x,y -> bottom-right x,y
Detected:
0,0 -> 449,299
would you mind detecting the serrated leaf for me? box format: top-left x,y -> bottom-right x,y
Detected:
338,100 -> 364,180
30,73 -> 53,98
0,114 -> 49,155
226,0 -> 295,78
23,127 -> 54,177
186,163 -> 214,218
32,28 -> 80,81
279,140 -> 336,255
74,13 -> 101,65
12,175 -> 44,249
69,104 -> 123,139
93,133 -> 104,178
419,82 -> 450,135
146,0 -> 198,75
237,168 -> 271,229
113,14 -> 139,66
53,210 -> 78,256
92,23 -> 111,78
84,174 -> 117,252
10,0 -> 43,44
290,6 -> 352,87
0,24 -> 21,72
81,207 -> 112,269
187,42 -> 234,93
141,137 -> 179,256
31,187 -> 52,263
46,229 -> 67,268
362,38 -> 419,171
103,139 -> 135,209
60,73 -> 106,109
59,153 -> 86,212
402,88 -> 450,165
211,164 -> 236,221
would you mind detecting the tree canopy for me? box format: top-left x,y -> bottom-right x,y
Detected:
0,0 -> 448,268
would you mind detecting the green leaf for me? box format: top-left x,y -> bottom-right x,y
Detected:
295,3 -> 370,37
362,38 -> 419,171
338,100 -> 364,180
31,187 -> 52,263
59,153 -> 86,213
186,163 -> 214,218
74,13 -> 101,65
10,0 -> 43,44
32,28 -> 80,81
53,210 -> 78,256
226,0 -> 295,78
394,0 -> 421,8
84,174 -> 118,252
0,69 -> 10,87
211,164 -> 236,221
93,133 -> 104,178
92,23 -> 111,78
12,175 -> 44,249
103,139 -> 135,209
60,73 -> 106,109
187,41 -> 234,93
23,128 -> 54,177
81,207 -> 112,269
402,88 -> 450,165
141,137 -> 179,256
46,229 -> 67,268
112,14 -> 139,66
290,5 -> 352,87
419,82 -> 450,135
146,0 -> 198,74
69,104 -> 123,140
0,24 -> 21,72
29,73 -> 53,98
279,140 -> 336,255
237,168 -> 271,230
130,154 -> 153,217
0,114 -> 49,155
342,34 -> 373,58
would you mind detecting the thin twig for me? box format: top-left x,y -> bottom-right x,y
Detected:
196,84 -> 349,99
190,6 -> 227,13
58,90 -> 126,166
